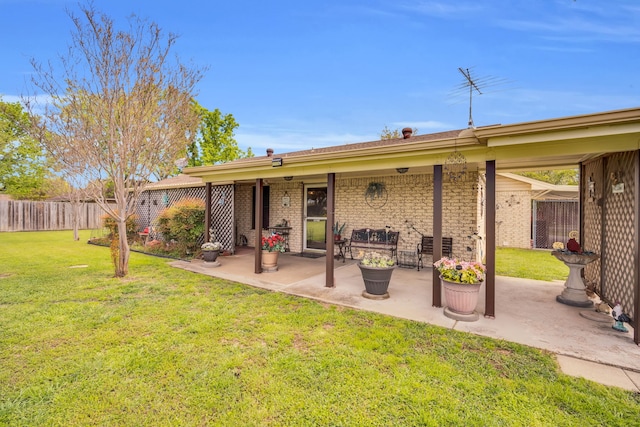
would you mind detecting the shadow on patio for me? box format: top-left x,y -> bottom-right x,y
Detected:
170,248 -> 640,373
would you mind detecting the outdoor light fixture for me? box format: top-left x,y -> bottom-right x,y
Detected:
396,168 -> 409,174
272,157 -> 283,167
284,176 -> 293,181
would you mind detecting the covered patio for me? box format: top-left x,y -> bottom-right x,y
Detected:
184,107 -> 640,345
170,249 -> 640,375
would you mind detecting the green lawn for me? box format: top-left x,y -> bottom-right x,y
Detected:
496,247 -> 568,282
1,231 -> 638,426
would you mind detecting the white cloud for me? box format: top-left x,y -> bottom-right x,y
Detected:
401,1 -> 483,17
0,94 -> 22,103
475,88 -> 639,125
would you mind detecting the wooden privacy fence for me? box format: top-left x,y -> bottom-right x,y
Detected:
0,200 -> 108,232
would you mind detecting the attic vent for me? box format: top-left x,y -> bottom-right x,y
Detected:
402,128 -> 412,139
266,148 -> 274,157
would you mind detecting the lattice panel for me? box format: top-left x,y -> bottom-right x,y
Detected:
582,159 -> 603,294
601,152 -> 636,319
135,187 -> 207,242
208,184 -> 235,253
135,192 -> 152,229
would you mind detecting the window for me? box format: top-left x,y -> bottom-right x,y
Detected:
251,185 -> 270,229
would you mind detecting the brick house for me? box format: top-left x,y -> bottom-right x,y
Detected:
495,173 -> 578,249
184,107 -> 640,344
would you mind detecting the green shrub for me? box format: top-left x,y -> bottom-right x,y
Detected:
101,213 -> 138,241
154,198 -> 205,255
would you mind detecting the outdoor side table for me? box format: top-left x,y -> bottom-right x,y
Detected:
334,239 -> 347,263
268,226 -> 291,252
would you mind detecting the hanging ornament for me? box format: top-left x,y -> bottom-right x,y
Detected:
444,139 -> 467,183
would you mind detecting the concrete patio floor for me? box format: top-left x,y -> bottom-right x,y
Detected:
170,248 -> 640,392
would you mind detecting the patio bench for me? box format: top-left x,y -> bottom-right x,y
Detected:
417,236 -> 453,271
347,228 -> 399,261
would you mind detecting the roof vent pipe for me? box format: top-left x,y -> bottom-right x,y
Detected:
402,128 -> 412,139
266,148 -> 274,157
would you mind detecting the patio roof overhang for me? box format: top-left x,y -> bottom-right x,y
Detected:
184,129 -> 483,183
183,107 -> 640,183
475,107 -> 640,171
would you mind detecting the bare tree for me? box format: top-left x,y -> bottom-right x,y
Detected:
25,3 -> 203,277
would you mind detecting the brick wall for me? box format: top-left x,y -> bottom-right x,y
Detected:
235,182 -> 305,252
235,184 -> 254,246
269,181 -> 304,252
234,172 -> 480,258
495,190 -> 531,248
335,174 -> 478,258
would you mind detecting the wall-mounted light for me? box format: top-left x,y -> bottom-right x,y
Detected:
272,157 -> 283,167
396,167 -> 409,174
284,176 -> 293,181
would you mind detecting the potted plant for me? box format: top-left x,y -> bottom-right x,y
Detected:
358,250 -> 396,299
261,233 -> 286,272
201,241 -> 222,264
434,257 -> 486,321
364,182 -> 385,201
333,221 -> 346,240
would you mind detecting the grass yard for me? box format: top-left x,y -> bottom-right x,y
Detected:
1,231 -> 638,426
496,247 -> 568,282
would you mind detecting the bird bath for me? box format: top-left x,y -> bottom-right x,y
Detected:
552,251 -> 599,307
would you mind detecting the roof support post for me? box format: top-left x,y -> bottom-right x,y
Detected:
485,160 -> 496,318
205,182 -> 212,243
579,162 -> 585,250
254,178 -> 263,274
432,164 -> 443,307
634,150 -> 640,345
326,173 -> 336,287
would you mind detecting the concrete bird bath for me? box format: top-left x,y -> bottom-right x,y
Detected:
552,251 -> 599,307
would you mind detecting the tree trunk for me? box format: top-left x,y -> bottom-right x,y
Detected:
72,199 -> 80,241
115,219 -> 130,277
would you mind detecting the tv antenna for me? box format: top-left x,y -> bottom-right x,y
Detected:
452,67 -> 511,128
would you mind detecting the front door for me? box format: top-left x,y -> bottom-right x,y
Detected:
304,185 -> 327,251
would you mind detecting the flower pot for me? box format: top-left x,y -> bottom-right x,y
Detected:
441,277 -> 481,321
202,250 -> 219,263
262,250 -> 279,272
359,264 -> 395,299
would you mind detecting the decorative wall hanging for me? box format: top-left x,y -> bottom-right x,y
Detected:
504,194 -> 520,207
364,182 -> 388,208
444,139 -> 467,183
610,171 -> 624,194
282,191 -> 291,207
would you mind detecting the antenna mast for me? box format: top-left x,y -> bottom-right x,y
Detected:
452,67 -> 511,128
458,67 -> 482,128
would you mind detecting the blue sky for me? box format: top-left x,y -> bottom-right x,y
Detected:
1,0 -> 638,154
